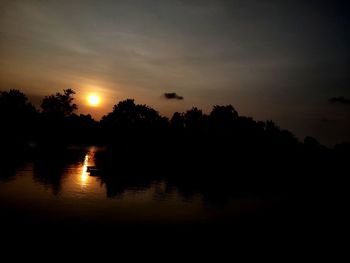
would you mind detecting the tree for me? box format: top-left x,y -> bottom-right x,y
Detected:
0,89 -> 37,125
41,89 -> 77,117
209,105 -> 238,129
171,112 -> 185,129
304,136 -> 320,148
0,89 -> 38,145
0,89 -> 27,108
210,105 -> 238,120
265,120 -> 280,139
101,99 -> 166,130
184,107 -> 204,130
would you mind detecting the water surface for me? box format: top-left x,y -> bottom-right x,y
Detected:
0,146 -> 268,226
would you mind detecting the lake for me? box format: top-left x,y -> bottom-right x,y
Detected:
0,146 -> 284,230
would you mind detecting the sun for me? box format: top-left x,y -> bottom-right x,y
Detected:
87,94 -> 101,107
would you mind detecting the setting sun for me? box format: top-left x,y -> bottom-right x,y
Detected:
87,94 -> 101,107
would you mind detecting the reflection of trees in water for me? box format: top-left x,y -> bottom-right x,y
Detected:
0,162 -> 21,182
152,181 -> 176,201
32,148 -> 87,195
99,172 -> 158,198
93,152 -> 254,205
33,161 -> 65,195
96,167 -> 262,206
0,148 -> 28,182
93,136 -> 347,207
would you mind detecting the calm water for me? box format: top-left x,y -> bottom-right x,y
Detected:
0,146 -> 268,226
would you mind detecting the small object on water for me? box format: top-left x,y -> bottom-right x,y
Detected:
86,166 -> 100,176
86,166 -> 97,172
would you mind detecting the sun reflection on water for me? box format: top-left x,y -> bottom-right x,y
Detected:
80,154 -> 89,187
79,147 -> 98,188
59,146 -> 104,199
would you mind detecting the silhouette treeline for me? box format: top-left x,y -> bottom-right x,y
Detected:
0,89 -> 349,201
1,88 -> 348,148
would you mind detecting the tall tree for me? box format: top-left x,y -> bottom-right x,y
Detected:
41,89 -> 77,117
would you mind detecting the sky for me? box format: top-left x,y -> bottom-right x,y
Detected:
0,0 -> 349,145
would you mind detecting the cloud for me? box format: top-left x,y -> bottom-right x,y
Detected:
328,97 -> 350,105
164,92 -> 184,100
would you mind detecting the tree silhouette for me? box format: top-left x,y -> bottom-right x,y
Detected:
0,89 -> 38,163
184,107 -> 205,130
38,89 -> 78,146
0,89 -> 37,121
209,105 -> 238,130
101,99 -> 167,130
170,112 -> 185,130
0,89 -> 37,138
41,89 -> 77,117
304,136 -> 320,148
265,120 -> 280,139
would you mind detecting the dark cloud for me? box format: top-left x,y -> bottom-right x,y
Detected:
328,97 -> 350,105
164,92 -> 184,100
